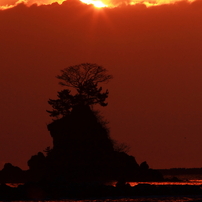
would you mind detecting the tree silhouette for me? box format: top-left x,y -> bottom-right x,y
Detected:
44,63 -> 148,182
47,63 -> 112,117
44,63 -> 117,181
57,63 -> 112,88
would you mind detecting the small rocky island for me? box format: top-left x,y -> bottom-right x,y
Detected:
0,63 -> 176,200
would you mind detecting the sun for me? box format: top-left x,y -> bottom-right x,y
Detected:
80,0 -> 108,8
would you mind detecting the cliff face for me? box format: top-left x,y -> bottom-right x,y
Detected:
48,105 -> 114,155
46,105 -> 113,181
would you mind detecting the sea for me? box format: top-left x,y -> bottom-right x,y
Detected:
3,174 -> 202,202
3,197 -> 202,202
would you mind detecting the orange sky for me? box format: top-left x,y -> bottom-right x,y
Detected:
0,0 -> 196,9
0,0 -> 202,170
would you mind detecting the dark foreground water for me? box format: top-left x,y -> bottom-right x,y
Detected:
3,175 -> 202,202
3,198 -> 202,202
65,198 -> 202,201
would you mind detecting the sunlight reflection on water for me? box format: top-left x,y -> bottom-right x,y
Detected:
105,180 -> 202,187
6,180 -> 202,188
128,180 -> 202,186
4,180 -> 202,202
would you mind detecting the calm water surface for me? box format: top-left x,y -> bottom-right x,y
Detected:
128,180 -> 202,186
7,198 -> 202,202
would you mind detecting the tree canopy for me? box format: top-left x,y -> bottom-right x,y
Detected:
47,63 -> 112,117
57,63 -> 112,88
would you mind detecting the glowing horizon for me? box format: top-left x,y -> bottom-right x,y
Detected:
80,0 -> 108,7
0,0 -> 197,10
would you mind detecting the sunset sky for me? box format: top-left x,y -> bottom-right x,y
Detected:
0,0 -> 202,170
